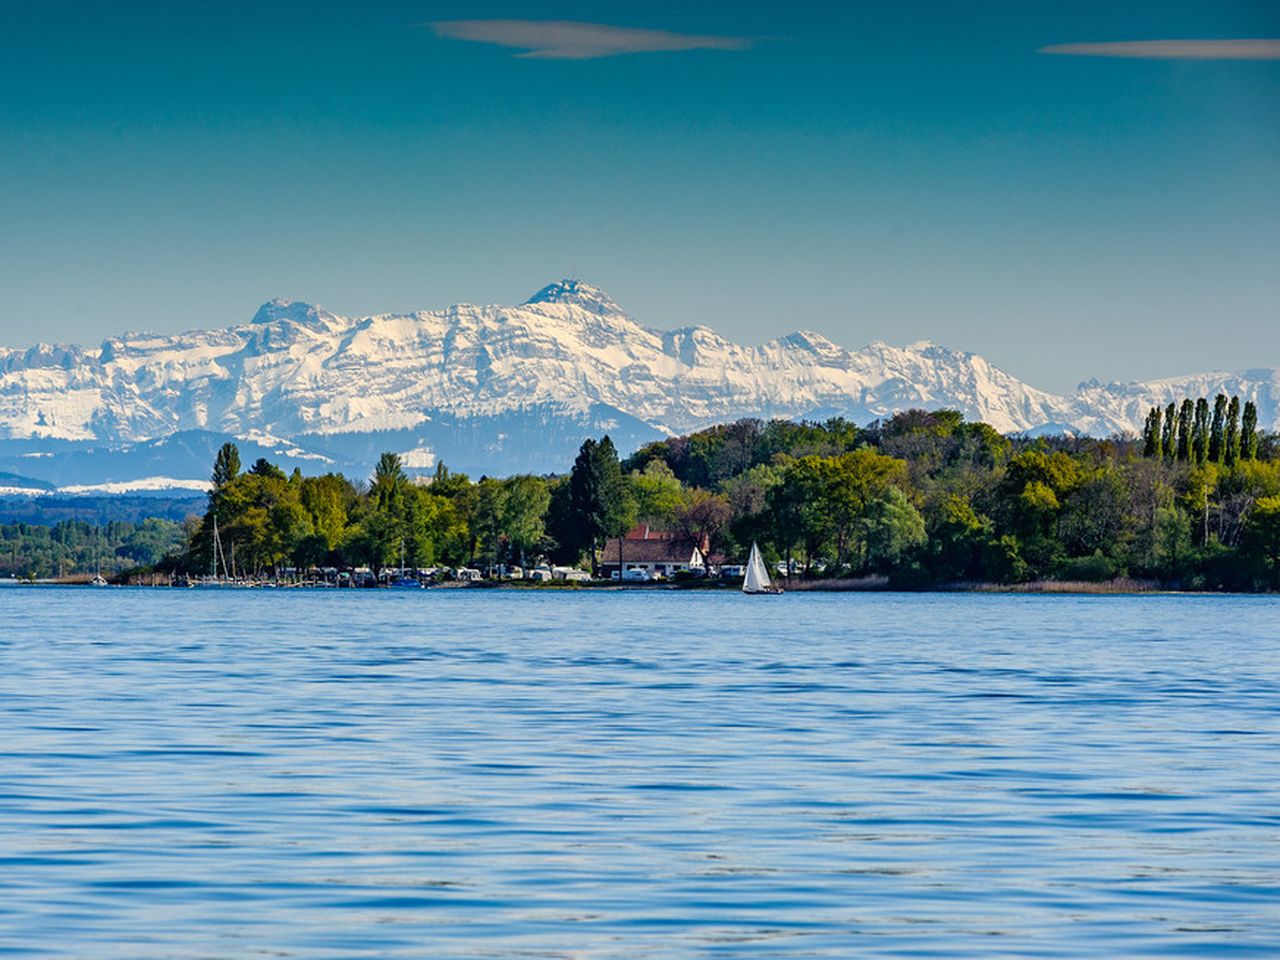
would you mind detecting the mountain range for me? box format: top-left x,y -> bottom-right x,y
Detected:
0,279 -> 1275,490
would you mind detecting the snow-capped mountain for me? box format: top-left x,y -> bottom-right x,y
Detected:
0,279 -> 1275,482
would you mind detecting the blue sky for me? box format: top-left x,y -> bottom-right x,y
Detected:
1,1 -> 1277,392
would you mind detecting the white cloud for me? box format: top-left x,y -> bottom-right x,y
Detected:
428,19 -> 752,60
1040,39 -> 1280,60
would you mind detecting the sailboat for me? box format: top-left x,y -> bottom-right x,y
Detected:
390,539 -> 422,589
90,524 -> 108,586
743,542 -> 782,595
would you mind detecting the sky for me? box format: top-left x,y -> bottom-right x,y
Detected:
0,0 -> 1277,393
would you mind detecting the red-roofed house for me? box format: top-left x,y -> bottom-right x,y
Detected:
599,526 -> 707,579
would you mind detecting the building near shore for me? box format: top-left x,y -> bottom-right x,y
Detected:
600,525 -> 707,580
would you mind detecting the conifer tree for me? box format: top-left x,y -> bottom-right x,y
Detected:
211,442 -> 241,491
1225,396 -> 1241,466
372,452 -> 407,508
1176,399 -> 1193,462
1209,394 -> 1227,463
567,435 -> 632,575
1161,402 -> 1177,461
1142,407 -> 1162,459
1192,397 -> 1209,464
1242,401 -> 1259,461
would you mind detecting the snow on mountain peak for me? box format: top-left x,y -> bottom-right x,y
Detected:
0,285 -> 1275,456
522,279 -> 624,317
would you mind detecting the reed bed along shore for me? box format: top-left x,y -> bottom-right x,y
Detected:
957,578 -> 1164,594
786,576 -> 1167,594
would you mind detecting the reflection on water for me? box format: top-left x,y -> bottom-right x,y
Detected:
1,589 -> 1277,957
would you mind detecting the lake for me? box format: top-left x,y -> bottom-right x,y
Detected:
1,589 -> 1277,957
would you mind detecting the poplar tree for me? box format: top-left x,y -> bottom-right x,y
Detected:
1161,402 -> 1177,461
1242,401 -> 1259,461
1192,398 -> 1209,465
1225,396 -> 1241,466
1142,407 -> 1162,459
1209,394 -> 1227,463
1176,399 -> 1193,462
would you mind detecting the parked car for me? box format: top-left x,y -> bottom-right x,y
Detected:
561,569 -> 590,582
621,568 -> 651,582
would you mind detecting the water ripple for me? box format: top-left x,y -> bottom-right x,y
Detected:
0,589 -> 1277,957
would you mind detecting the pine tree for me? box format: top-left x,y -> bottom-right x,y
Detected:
1225,396 -> 1241,466
1162,402 -> 1177,461
372,452 -> 407,508
1176,399 -> 1193,462
1209,394 -> 1227,463
1142,407 -> 1162,459
1192,397 -> 1209,464
211,442 -> 241,490
1242,401 -> 1259,461
567,435 -> 633,576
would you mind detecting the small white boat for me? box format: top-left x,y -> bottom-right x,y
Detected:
90,574 -> 109,587
743,542 -> 782,595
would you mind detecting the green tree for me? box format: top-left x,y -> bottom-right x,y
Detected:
1241,401 -> 1259,461
500,475 -> 552,566
359,453 -> 411,571
1192,398 -> 1210,464
996,449 -> 1083,576
780,449 -> 909,572
1176,399 -> 1193,462
249,457 -> 286,481
299,474 -> 353,550
568,436 -> 634,576
372,452 -> 407,508
1142,407 -> 1162,459
863,486 -> 926,572
1209,394 -> 1227,464
211,442 -> 241,490
764,466 -> 808,578
781,457 -> 836,573
1150,506 -> 1191,582
630,460 -> 685,529
1225,396 -> 1242,466
1241,496 -> 1280,591
1058,467 -> 1128,561
215,467 -> 312,575
1161,401 -> 1177,462
472,477 -> 509,570
925,496 -> 992,583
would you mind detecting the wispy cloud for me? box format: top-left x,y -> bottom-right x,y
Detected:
1040,39 -> 1280,60
428,19 -> 752,60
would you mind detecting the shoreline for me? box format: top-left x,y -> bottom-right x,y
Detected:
8,575 -> 1271,596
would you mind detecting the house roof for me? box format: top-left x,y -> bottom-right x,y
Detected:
624,524 -> 672,540
601,538 -> 702,565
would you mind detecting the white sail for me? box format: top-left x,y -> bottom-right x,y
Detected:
743,542 -> 775,594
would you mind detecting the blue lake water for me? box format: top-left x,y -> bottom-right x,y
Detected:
0,589 -> 1277,958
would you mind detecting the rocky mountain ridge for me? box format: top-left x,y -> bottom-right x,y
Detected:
0,280 -> 1274,483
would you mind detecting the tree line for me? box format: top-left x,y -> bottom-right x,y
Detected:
1141,395 -> 1260,465
1,518 -> 185,579
163,408 -> 1280,591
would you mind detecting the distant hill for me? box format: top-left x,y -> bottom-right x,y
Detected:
0,494 -> 207,526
